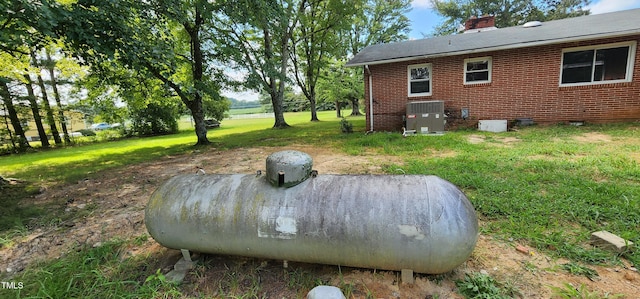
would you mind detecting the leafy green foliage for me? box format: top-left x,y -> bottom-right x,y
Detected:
340,118 -> 353,133
69,61 -> 134,125
0,0 -> 55,53
129,102 -> 180,136
317,60 -> 364,116
56,0 -> 226,145
259,88 -> 310,113
455,272 -> 513,299
202,96 -> 231,121
291,0 -> 356,120
347,0 -> 412,55
75,129 -> 96,137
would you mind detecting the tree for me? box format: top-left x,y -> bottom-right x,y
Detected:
321,0 -> 410,117
282,87 -> 308,112
22,73 -> 50,147
430,0 -> 590,35
202,95 -> 231,121
346,0 -> 412,56
2,1 -> 87,148
0,78 -> 30,152
56,0 -> 226,145
74,59 -> 184,137
130,101 -> 180,136
0,49 -> 51,148
44,49 -> 71,144
317,60 -> 363,117
530,0 -> 591,21
290,0 -> 354,121
213,0 -> 307,129
31,48 -> 61,145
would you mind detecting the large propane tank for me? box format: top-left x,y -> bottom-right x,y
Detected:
145,151 -> 479,274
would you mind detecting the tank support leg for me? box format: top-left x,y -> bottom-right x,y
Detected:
166,250 -> 195,284
181,249 -> 192,262
401,269 -> 414,284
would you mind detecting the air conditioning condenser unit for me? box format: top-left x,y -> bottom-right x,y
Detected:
405,100 -> 445,135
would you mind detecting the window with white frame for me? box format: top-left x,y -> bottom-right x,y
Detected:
408,63 -> 432,96
464,57 -> 492,84
560,41 -> 636,86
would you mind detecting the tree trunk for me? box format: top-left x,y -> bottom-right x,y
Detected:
46,51 -> 71,144
308,85 -> 318,121
274,68 -> 289,128
309,97 -> 318,121
189,98 -> 209,145
350,98 -> 362,116
2,105 -> 17,150
335,100 -> 341,118
262,23 -> 289,129
1,80 -> 31,152
270,89 -> 289,128
23,74 -> 50,148
184,5 -> 210,146
32,50 -> 61,145
146,62 -> 209,146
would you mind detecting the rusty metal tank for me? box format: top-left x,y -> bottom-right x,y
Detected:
145,151 -> 479,274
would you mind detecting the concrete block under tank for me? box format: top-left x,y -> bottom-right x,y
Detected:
145,173 -> 479,274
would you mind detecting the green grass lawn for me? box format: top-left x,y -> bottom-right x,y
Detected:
1,111 -> 351,184
1,112 -> 639,298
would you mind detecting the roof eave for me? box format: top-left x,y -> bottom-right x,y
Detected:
345,29 -> 640,67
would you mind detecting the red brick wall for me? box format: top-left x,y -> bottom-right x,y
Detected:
364,35 -> 640,132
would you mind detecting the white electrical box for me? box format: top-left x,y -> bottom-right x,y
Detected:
478,120 -> 507,132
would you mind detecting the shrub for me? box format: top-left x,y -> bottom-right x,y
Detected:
129,102 -> 179,136
340,118 -> 353,133
455,272 -> 512,299
76,129 -> 96,137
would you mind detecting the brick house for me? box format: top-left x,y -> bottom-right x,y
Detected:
346,9 -> 640,132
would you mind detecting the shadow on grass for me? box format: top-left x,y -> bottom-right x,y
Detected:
0,143 -> 192,235
0,180 -> 43,234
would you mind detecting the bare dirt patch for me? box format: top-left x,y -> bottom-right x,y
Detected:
467,134 -> 520,147
468,134 -> 485,144
573,132 -> 612,143
1,145 -> 638,298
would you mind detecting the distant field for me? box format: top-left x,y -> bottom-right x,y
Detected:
227,107 -> 264,115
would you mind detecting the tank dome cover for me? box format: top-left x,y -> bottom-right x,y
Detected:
265,150 -> 313,187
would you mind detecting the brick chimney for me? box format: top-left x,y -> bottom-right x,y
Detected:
464,15 -> 496,31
